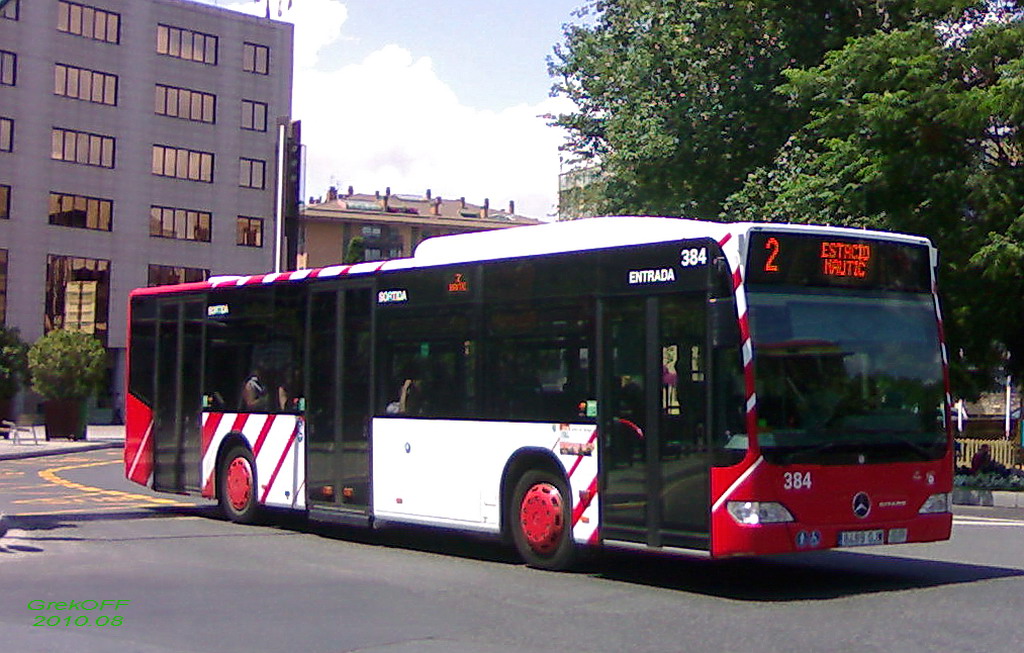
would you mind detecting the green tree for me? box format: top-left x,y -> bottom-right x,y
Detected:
549,0 -> 960,217
344,236 -> 366,264
725,5 -> 1024,386
0,326 -> 29,400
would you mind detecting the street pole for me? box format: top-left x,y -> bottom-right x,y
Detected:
274,122 -> 286,273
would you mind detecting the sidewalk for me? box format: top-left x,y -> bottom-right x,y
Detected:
0,424 -> 124,461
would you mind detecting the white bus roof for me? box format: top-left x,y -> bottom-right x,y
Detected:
406,216 -> 933,268
194,217 -> 932,291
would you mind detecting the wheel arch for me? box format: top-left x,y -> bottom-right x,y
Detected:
499,447 -> 569,541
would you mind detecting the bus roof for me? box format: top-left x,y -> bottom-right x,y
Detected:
131,217 -> 933,296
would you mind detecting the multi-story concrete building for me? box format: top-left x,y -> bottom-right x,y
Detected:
300,186 -> 541,268
0,0 -> 293,420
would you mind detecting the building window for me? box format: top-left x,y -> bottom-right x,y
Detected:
49,192 -> 113,231
149,205 -> 211,242
0,248 -> 6,324
242,42 -> 270,75
1,117 -> 13,152
155,84 -> 215,123
152,145 -> 214,182
239,157 -> 265,189
241,99 -> 267,132
55,63 -> 117,105
1,0 -> 19,21
45,254 -> 110,344
0,184 -> 9,219
148,264 -> 208,287
236,216 -> 263,247
1,50 -> 15,86
51,127 -> 115,168
157,24 -> 217,65
57,1 -> 120,44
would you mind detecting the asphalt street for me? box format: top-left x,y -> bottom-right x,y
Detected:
1,449 -> 1022,653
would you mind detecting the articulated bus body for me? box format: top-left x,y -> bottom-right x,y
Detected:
125,217 -> 953,568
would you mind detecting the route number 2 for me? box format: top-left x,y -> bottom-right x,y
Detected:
783,471 -> 812,490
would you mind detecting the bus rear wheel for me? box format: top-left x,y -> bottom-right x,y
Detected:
218,445 -> 259,524
510,470 -> 576,570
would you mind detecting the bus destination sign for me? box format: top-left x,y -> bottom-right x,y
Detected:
746,231 -> 930,291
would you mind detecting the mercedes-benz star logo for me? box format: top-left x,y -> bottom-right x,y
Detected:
852,492 -> 871,519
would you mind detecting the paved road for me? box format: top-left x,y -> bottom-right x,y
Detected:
1,451 -> 1023,653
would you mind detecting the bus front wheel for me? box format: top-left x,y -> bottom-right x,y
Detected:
218,445 -> 259,524
510,470 -> 576,570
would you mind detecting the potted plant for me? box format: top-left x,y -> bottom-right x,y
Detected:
27,329 -> 106,441
0,326 -> 29,422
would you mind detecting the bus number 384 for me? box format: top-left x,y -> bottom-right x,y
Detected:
784,472 -> 813,490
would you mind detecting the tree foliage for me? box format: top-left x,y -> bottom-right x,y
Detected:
552,0 -> 1024,388
0,326 -> 29,400
550,0 -> 967,216
28,330 -> 106,401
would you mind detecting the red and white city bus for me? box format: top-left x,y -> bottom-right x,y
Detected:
125,217 -> 953,569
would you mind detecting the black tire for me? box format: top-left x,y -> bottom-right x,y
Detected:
510,469 -> 576,570
218,445 -> 259,524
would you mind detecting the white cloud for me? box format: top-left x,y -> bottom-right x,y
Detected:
203,0 -> 567,219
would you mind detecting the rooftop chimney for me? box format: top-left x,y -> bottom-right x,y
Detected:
426,189 -> 432,200
483,198 -> 489,218
347,185 -> 354,196
509,200 -> 515,214
327,186 -> 338,201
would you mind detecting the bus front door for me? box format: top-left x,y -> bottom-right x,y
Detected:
601,295 -> 710,551
306,286 -> 373,523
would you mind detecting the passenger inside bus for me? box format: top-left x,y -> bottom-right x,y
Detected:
240,367 -> 269,411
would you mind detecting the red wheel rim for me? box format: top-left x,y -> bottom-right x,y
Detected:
519,482 -> 565,555
226,457 -> 253,511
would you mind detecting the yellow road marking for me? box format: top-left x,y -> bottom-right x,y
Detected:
12,507 -> 196,516
37,460 -> 181,506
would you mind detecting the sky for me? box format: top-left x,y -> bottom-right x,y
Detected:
199,0 -> 584,219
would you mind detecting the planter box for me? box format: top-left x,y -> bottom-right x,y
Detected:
43,399 -> 87,441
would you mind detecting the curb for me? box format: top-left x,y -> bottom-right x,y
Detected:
0,441 -> 123,461
952,487 -> 1024,509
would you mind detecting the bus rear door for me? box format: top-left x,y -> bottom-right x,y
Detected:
152,297 -> 205,493
306,285 -> 374,524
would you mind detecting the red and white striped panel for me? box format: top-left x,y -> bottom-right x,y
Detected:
124,394 -> 154,487
200,412 -> 305,510
552,425 -> 600,546
710,232 -> 764,514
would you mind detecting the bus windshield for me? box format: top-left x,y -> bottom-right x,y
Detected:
747,288 -> 946,465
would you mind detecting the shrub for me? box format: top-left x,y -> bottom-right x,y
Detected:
27,330 -> 106,401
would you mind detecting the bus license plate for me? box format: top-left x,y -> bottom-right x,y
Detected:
838,529 -> 885,547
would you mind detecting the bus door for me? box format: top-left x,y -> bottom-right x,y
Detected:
600,294 -> 710,550
306,285 -> 373,521
152,297 -> 205,492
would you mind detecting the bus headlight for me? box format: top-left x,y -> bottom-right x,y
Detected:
918,492 -> 951,514
726,501 -> 794,525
